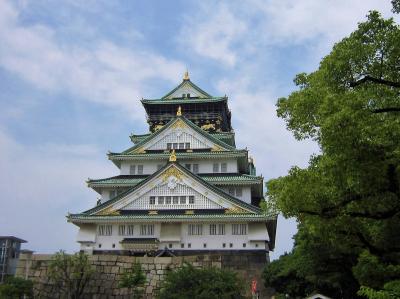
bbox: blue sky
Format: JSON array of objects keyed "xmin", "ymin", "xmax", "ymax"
[{"xmin": 0, "ymin": 0, "xmax": 398, "ymax": 259}]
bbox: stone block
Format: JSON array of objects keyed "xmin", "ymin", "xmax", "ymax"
[{"xmin": 154, "ymin": 257, "xmax": 172, "ymax": 264}]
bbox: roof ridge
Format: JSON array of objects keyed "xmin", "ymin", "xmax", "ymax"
[
  {"xmin": 161, "ymin": 79, "xmax": 212, "ymax": 99},
  {"xmin": 80, "ymin": 162, "xmax": 261, "ymax": 216},
  {"xmin": 119, "ymin": 115, "xmax": 237, "ymax": 155}
]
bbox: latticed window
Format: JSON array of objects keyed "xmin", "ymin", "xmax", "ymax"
[
  {"xmin": 173, "ymin": 196, "xmax": 179, "ymax": 204},
  {"xmin": 129, "ymin": 165, "xmax": 136, "ymax": 175},
  {"xmin": 188, "ymin": 196, "xmax": 195, "ymax": 204},
  {"xmin": 98, "ymin": 225, "xmax": 105, "ymax": 236},
  {"xmin": 210, "ymin": 224, "xmax": 217, "ymax": 235},
  {"xmin": 105, "ymin": 225, "xmax": 112, "ymax": 236},
  {"xmin": 210, "ymin": 224, "xmax": 225, "ymax": 235},
  {"xmin": 180, "ymin": 196, "xmax": 186, "ymax": 204},
  {"xmin": 140, "ymin": 224, "xmax": 154, "ymax": 236},
  {"xmin": 213, "ymin": 163, "xmax": 219, "ymax": 173},
  {"xmin": 188, "ymin": 224, "xmax": 202, "ymax": 235},
  {"xmin": 218, "ymin": 224, "xmax": 225, "ymax": 235},
  {"xmin": 118, "ymin": 225, "xmax": 126, "ymax": 236},
  {"xmin": 158, "ymin": 196, "xmax": 164, "ymax": 205},
  {"xmin": 127, "ymin": 225, "xmax": 134, "ymax": 235},
  {"xmin": 193, "ymin": 164, "xmax": 199, "ymax": 174},
  {"xmin": 166, "ymin": 196, "xmax": 172, "ymax": 204},
  {"xmin": 232, "ymin": 224, "xmax": 247, "ymax": 235},
  {"xmin": 221, "ymin": 163, "xmax": 227, "ymax": 173},
  {"xmin": 99, "ymin": 225, "xmax": 112, "ymax": 236},
  {"xmin": 149, "ymin": 196, "xmax": 156, "ymax": 205},
  {"xmin": 137, "ymin": 165, "xmax": 143, "ymax": 174}
]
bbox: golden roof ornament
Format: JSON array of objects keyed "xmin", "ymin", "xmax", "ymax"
[
  {"xmin": 183, "ymin": 70, "xmax": 190, "ymax": 80},
  {"xmin": 177, "ymin": 106, "xmax": 182, "ymax": 116},
  {"xmin": 169, "ymin": 149, "xmax": 177, "ymax": 162}
]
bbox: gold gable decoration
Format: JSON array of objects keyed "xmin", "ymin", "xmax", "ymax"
[
  {"xmin": 201, "ymin": 123, "xmax": 215, "ymax": 131},
  {"xmin": 171, "ymin": 119, "xmax": 186, "ymax": 129},
  {"xmin": 225, "ymin": 207, "xmax": 249, "ymax": 214},
  {"xmin": 211, "ymin": 145, "xmax": 224, "ymax": 152},
  {"xmin": 96, "ymin": 206, "xmax": 120, "ymax": 216},
  {"xmin": 177, "ymin": 106, "xmax": 182, "ymax": 116},
  {"xmin": 169, "ymin": 149, "xmax": 177, "ymax": 162},
  {"xmin": 161, "ymin": 166, "xmax": 183, "ymax": 182},
  {"xmin": 133, "ymin": 147, "xmax": 146, "ymax": 154}
]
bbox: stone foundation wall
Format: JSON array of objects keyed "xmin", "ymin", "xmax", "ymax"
[{"xmin": 16, "ymin": 251, "xmax": 270, "ymax": 298}]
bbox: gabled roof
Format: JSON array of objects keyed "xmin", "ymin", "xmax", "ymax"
[
  {"xmin": 161, "ymin": 78, "xmax": 211, "ymax": 99},
  {"xmin": 87, "ymin": 173, "xmax": 263, "ymax": 188},
  {"xmin": 141, "ymin": 96, "xmax": 226, "ymax": 105},
  {"xmin": 130, "ymin": 131, "xmax": 236, "ymax": 146},
  {"xmin": 73, "ymin": 161, "xmax": 262, "ymax": 217},
  {"xmin": 119, "ymin": 115, "xmax": 236, "ymax": 155}
]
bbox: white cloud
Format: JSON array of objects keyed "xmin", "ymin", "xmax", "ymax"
[
  {"xmin": 0, "ymin": 0, "xmax": 185, "ymax": 119},
  {"xmin": 0, "ymin": 128, "xmax": 116, "ymax": 253},
  {"xmin": 179, "ymin": 3, "xmax": 247, "ymax": 67},
  {"xmin": 181, "ymin": 0, "xmax": 397, "ymax": 66}
]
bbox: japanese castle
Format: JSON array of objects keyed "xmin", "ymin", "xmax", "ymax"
[{"xmin": 68, "ymin": 72, "xmax": 277, "ymax": 257}]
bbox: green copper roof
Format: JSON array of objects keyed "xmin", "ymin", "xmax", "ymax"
[
  {"xmin": 130, "ymin": 131, "xmax": 236, "ymax": 146},
  {"xmin": 68, "ymin": 213, "xmax": 273, "ymax": 223},
  {"xmin": 141, "ymin": 97, "xmax": 226, "ymax": 105},
  {"xmin": 161, "ymin": 78, "xmax": 211, "ymax": 99},
  {"xmin": 108, "ymin": 150, "xmax": 247, "ymax": 160},
  {"xmin": 76, "ymin": 162, "xmax": 261, "ymax": 217},
  {"xmin": 120, "ymin": 115, "xmax": 237, "ymax": 154},
  {"xmin": 87, "ymin": 174, "xmax": 262, "ymax": 188}
]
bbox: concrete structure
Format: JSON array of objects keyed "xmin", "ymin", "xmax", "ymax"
[
  {"xmin": 0, "ymin": 236, "xmax": 27, "ymax": 283},
  {"xmin": 68, "ymin": 72, "xmax": 277, "ymax": 257}
]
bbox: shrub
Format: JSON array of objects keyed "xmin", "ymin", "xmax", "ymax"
[{"xmin": 158, "ymin": 263, "xmax": 244, "ymax": 299}]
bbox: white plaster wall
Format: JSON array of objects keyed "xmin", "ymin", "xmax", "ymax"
[
  {"xmin": 119, "ymin": 159, "xmax": 237, "ymax": 176},
  {"xmin": 100, "ymin": 188, "xmax": 130, "ymax": 203},
  {"xmin": 93, "ymin": 223, "xmax": 161, "ymax": 251},
  {"xmin": 167, "ymin": 83, "xmax": 204, "ymax": 99},
  {"xmin": 221, "ymin": 186, "xmax": 252, "ymax": 204},
  {"xmin": 79, "ymin": 222, "xmax": 269, "ymax": 251},
  {"xmin": 122, "ymin": 183, "xmax": 222, "ymax": 210},
  {"xmin": 120, "ymin": 161, "xmax": 165, "ymax": 175}
]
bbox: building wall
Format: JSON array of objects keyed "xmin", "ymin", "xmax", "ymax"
[
  {"xmin": 119, "ymin": 159, "xmax": 238, "ymax": 176},
  {"xmin": 76, "ymin": 222, "xmax": 269, "ymax": 252},
  {"xmin": 16, "ymin": 251, "xmax": 272, "ymax": 298}
]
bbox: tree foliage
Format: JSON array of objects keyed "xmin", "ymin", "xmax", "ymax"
[
  {"xmin": 265, "ymin": 11, "xmax": 400, "ymax": 299},
  {"xmin": 0, "ymin": 276, "xmax": 33, "ymax": 299},
  {"xmin": 47, "ymin": 251, "xmax": 95, "ymax": 299},
  {"xmin": 118, "ymin": 262, "xmax": 146, "ymax": 298},
  {"xmin": 158, "ymin": 263, "xmax": 244, "ymax": 299}
]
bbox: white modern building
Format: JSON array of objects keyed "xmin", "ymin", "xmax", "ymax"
[{"xmin": 68, "ymin": 72, "xmax": 277, "ymax": 257}]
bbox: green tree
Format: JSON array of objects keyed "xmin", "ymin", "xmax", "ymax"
[
  {"xmin": 265, "ymin": 11, "xmax": 400, "ymax": 299},
  {"xmin": 47, "ymin": 251, "xmax": 95, "ymax": 299},
  {"xmin": 118, "ymin": 262, "xmax": 146, "ymax": 298},
  {"xmin": 158, "ymin": 263, "xmax": 244, "ymax": 299},
  {"xmin": 0, "ymin": 276, "xmax": 33, "ymax": 299}
]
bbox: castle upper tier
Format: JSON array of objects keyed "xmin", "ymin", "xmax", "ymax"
[{"xmin": 68, "ymin": 72, "xmax": 277, "ymax": 256}]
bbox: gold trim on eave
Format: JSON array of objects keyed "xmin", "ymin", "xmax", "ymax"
[
  {"xmin": 225, "ymin": 207, "xmax": 249, "ymax": 214},
  {"xmin": 169, "ymin": 149, "xmax": 177, "ymax": 162},
  {"xmin": 96, "ymin": 206, "xmax": 120, "ymax": 216}
]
